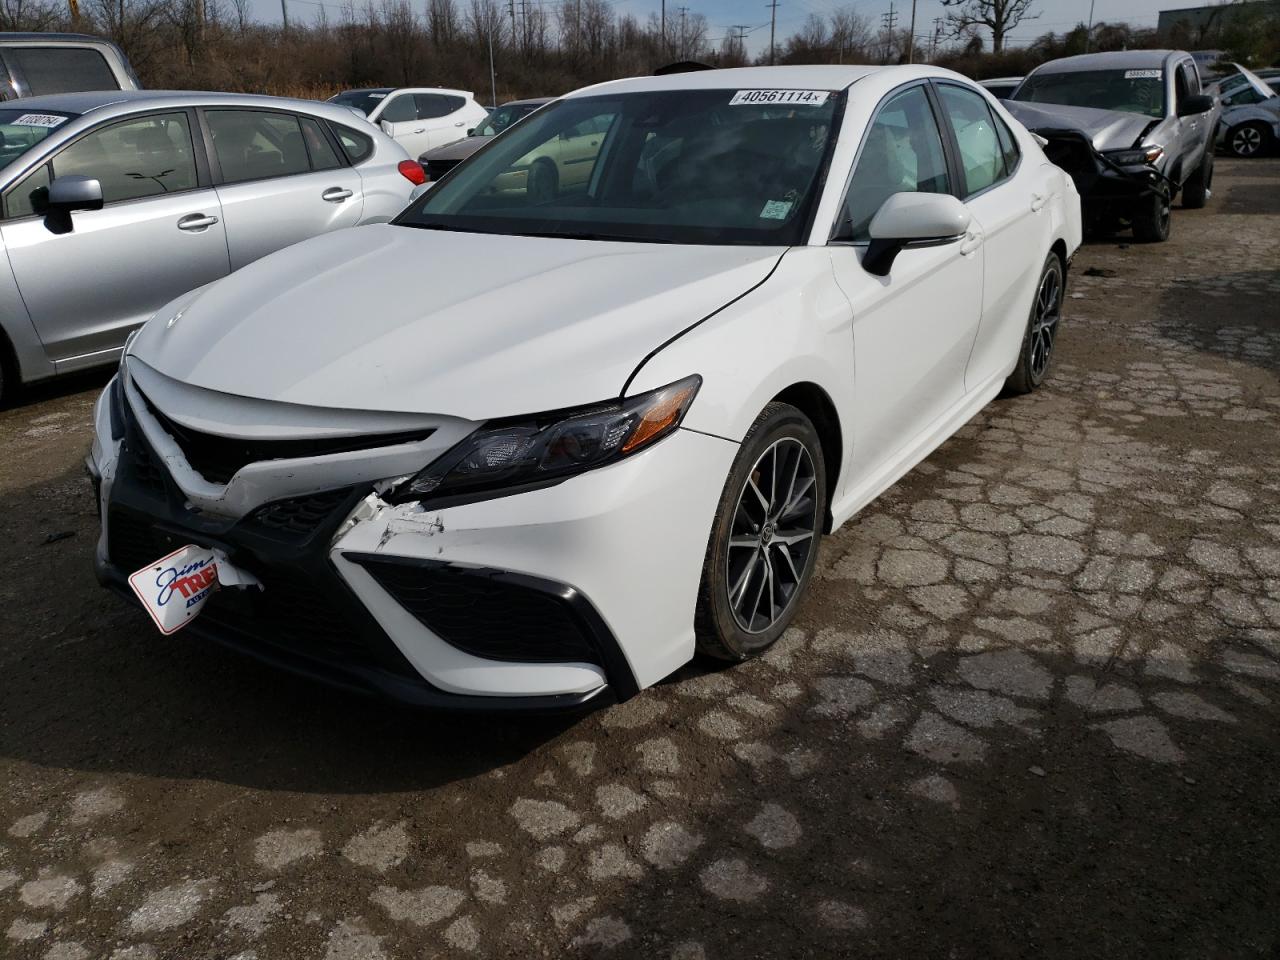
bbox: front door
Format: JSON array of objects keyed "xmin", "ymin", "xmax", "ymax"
[
  {"xmin": 0, "ymin": 110, "xmax": 230, "ymax": 367},
  {"xmin": 828, "ymin": 83, "xmax": 983, "ymax": 491}
]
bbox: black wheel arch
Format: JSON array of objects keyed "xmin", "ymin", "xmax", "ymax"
[{"xmin": 769, "ymin": 382, "xmax": 842, "ymax": 533}]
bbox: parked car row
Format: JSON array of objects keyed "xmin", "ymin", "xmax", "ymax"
[{"xmin": 84, "ymin": 64, "xmax": 1083, "ymax": 709}]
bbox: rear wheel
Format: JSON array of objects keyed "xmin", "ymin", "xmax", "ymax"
[
  {"xmin": 1131, "ymin": 185, "xmax": 1171, "ymax": 242},
  {"xmin": 695, "ymin": 403, "xmax": 825, "ymax": 661},
  {"xmin": 1181, "ymin": 150, "xmax": 1213, "ymax": 209},
  {"xmin": 1002, "ymin": 253, "xmax": 1063, "ymax": 396},
  {"xmin": 1227, "ymin": 121, "xmax": 1271, "ymax": 158}
]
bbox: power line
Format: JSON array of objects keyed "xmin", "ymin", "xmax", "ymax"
[{"xmin": 767, "ymin": 0, "xmax": 779, "ymax": 65}]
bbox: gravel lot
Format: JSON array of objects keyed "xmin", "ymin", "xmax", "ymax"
[{"xmin": 1, "ymin": 158, "xmax": 1278, "ymax": 960}]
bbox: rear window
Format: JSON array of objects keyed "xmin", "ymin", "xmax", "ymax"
[
  {"xmin": 330, "ymin": 123, "xmax": 374, "ymax": 164},
  {"xmin": 8, "ymin": 47, "xmax": 119, "ymax": 95},
  {"xmin": 329, "ymin": 90, "xmax": 390, "ymax": 117}
]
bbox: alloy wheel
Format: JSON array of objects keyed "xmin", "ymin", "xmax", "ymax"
[
  {"xmin": 1029, "ymin": 263, "xmax": 1061, "ymax": 380},
  {"xmin": 1232, "ymin": 125, "xmax": 1262, "ymax": 157},
  {"xmin": 725, "ymin": 437, "xmax": 818, "ymax": 634}
]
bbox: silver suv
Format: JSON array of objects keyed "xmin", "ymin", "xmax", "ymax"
[{"xmin": 0, "ymin": 32, "xmax": 139, "ymax": 100}]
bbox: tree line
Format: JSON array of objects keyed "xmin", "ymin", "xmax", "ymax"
[{"xmin": 2, "ymin": 0, "xmax": 1277, "ymax": 103}]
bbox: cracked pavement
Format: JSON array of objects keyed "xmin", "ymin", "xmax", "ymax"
[{"xmin": 1, "ymin": 158, "xmax": 1278, "ymax": 960}]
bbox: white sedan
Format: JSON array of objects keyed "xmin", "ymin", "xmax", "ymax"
[{"xmin": 89, "ymin": 65, "xmax": 1082, "ymax": 710}]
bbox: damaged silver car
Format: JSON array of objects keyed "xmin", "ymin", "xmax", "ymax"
[{"xmin": 1006, "ymin": 50, "xmax": 1219, "ymax": 242}]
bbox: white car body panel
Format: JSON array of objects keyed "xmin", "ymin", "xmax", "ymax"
[
  {"xmin": 362, "ymin": 88, "xmax": 490, "ymax": 157},
  {"xmin": 92, "ymin": 65, "xmax": 1083, "ymax": 705}
]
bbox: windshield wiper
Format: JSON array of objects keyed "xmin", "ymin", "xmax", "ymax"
[{"xmin": 511, "ymin": 229, "xmax": 673, "ymax": 244}]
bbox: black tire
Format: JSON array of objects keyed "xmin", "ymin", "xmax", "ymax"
[
  {"xmin": 1131, "ymin": 185, "xmax": 1171, "ymax": 243},
  {"xmin": 1002, "ymin": 252, "xmax": 1064, "ymax": 397},
  {"xmin": 1181, "ymin": 150, "xmax": 1213, "ymax": 209},
  {"xmin": 527, "ymin": 158, "xmax": 558, "ymax": 202},
  {"xmin": 695, "ymin": 402, "xmax": 826, "ymax": 662},
  {"xmin": 1226, "ymin": 121, "xmax": 1272, "ymax": 159}
]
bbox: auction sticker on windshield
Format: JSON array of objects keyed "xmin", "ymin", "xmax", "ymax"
[
  {"xmin": 1124, "ymin": 70, "xmax": 1162, "ymax": 80},
  {"xmin": 128, "ymin": 544, "xmax": 219, "ymax": 635},
  {"xmin": 13, "ymin": 113, "xmax": 68, "ymax": 128},
  {"xmin": 730, "ymin": 89, "xmax": 830, "ymax": 106}
]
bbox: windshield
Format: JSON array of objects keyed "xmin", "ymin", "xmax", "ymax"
[
  {"xmin": 474, "ymin": 102, "xmax": 544, "ymax": 138},
  {"xmin": 1014, "ymin": 68, "xmax": 1166, "ymax": 119},
  {"xmin": 329, "ymin": 90, "xmax": 391, "ymax": 117},
  {"xmin": 396, "ymin": 89, "xmax": 841, "ymax": 245},
  {"xmin": 0, "ymin": 109, "xmax": 77, "ymax": 168}
]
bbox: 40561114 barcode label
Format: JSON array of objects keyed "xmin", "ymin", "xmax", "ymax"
[{"xmin": 729, "ymin": 89, "xmax": 831, "ymax": 107}]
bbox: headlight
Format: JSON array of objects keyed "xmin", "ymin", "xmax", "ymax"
[
  {"xmin": 1103, "ymin": 145, "xmax": 1164, "ymax": 166},
  {"xmin": 392, "ymin": 376, "xmax": 702, "ymax": 506}
]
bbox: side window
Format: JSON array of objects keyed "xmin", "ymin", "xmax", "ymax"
[
  {"xmin": 53, "ymin": 112, "xmax": 197, "ymax": 204},
  {"xmin": 5, "ymin": 162, "xmax": 51, "ymax": 218},
  {"xmin": 937, "ymin": 84, "xmax": 1005, "ymax": 197},
  {"xmin": 207, "ymin": 110, "xmax": 310, "ymax": 183},
  {"xmin": 991, "ymin": 108, "xmax": 1020, "ymax": 176},
  {"xmin": 9, "ymin": 47, "xmax": 118, "ymax": 95},
  {"xmin": 415, "ymin": 94, "xmax": 464, "ymax": 119},
  {"xmin": 330, "ymin": 123, "xmax": 374, "ymax": 164},
  {"xmin": 1183, "ymin": 63, "xmax": 1201, "ymax": 94},
  {"xmin": 299, "ymin": 116, "xmax": 342, "ymax": 171},
  {"xmin": 842, "ymin": 85, "xmax": 949, "ymax": 241},
  {"xmin": 380, "ymin": 95, "xmax": 417, "ymax": 123}
]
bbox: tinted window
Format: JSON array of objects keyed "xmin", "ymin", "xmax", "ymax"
[
  {"xmin": 5, "ymin": 162, "xmax": 50, "ymax": 218},
  {"xmin": 54, "ymin": 112, "xmax": 197, "ymax": 203},
  {"xmin": 938, "ymin": 84, "xmax": 1005, "ymax": 196},
  {"xmin": 992, "ymin": 108, "xmax": 1020, "ymax": 175},
  {"xmin": 380, "ymin": 95, "xmax": 416, "ymax": 123},
  {"xmin": 415, "ymin": 94, "xmax": 465, "ymax": 119},
  {"xmin": 842, "ymin": 85, "xmax": 949, "ymax": 241},
  {"xmin": 207, "ymin": 110, "xmax": 310, "ymax": 183},
  {"xmin": 9, "ymin": 47, "xmax": 118, "ymax": 95},
  {"xmin": 1014, "ymin": 68, "xmax": 1165, "ymax": 119},
  {"xmin": 475, "ymin": 102, "xmax": 541, "ymax": 137},
  {"xmin": 331, "ymin": 123, "xmax": 374, "ymax": 164},
  {"xmin": 300, "ymin": 116, "xmax": 342, "ymax": 170},
  {"xmin": 401, "ymin": 89, "xmax": 840, "ymax": 246}
]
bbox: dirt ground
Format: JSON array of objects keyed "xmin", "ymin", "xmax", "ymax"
[{"xmin": 1, "ymin": 159, "xmax": 1278, "ymax": 960}]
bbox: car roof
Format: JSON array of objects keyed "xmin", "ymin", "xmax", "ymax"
[
  {"xmin": 1030, "ymin": 50, "xmax": 1186, "ymax": 74},
  {"xmin": 565, "ymin": 64, "xmax": 886, "ymax": 98},
  {"xmin": 1, "ymin": 89, "xmax": 380, "ymax": 124},
  {"xmin": 0, "ymin": 31, "xmax": 116, "ymax": 43},
  {"xmin": 334, "ymin": 88, "xmax": 394, "ymax": 96},
  {"xmin": 505, "ymin": 97, "xmax": 554, "ymax": 107},
  {"xmin": 979, "ymin": 76, "xmax": 1023, "ymax": 85}
]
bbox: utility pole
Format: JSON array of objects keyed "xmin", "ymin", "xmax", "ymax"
[
  {"xmin": 1084, "ymin": 0, "xmax": 1097, "ymax": 52},
  {"xmin": 661, "ymin": 0, "xmax": 666, "ymax": 55},
  {"xmin": 488, "ymin": 14, "xmax": 498, "ymax": 108},
  {"xmin": 767, "ymin": 0, "xmax": 779, "ymax": 65},
  {"xmin": 280, "ymin": 0, "xmax": 289, "ymax": 34},
  {"xmin": 906, "ymin": 0, "xmax": 917, "ymax": 63},
  {"xmin": 930, "ymin": 16, "xmax": 942, "ymax": 59},
  {"xmin": 67, "ymin": 0, "xmax": 79, "ymax": 25},
  {"xmin": 881, "ymin": 2, "xmax": 897, "ymax": 63}
]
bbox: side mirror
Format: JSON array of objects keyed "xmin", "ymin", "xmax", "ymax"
[
  {"xmin": 863, "ymin": 192, "xmax": 971, "ymax": 276},
  {"xmin": 380, "ymin": 119, "xmax": 394, "ymax": 136},
  {"xmin": 45, "ymin": 175, "xmax": 103, "ymax": 235},
  {"xmin": 1178, "ymin": 93, "xmax": 1214, "ymax": 117},
  {"xmin": 466, "ymin": 127, "xmax": 475, "ymax": 136}
]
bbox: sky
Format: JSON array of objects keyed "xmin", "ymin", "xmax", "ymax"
[{"xmin": 246, "ymin": 0, "xmax": 1181, "ymax": 56}]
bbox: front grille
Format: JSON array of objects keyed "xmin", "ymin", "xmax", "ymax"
[
  {"xmin": 1039, "ymin": 132, "xmax": 1099, "ymax": 193},
  {"xmin": 136, "ymin": 390, "xmax": 433, "ymax": 485},
  {"xmin": 244, "ymin": 489, "xmax": 357, "ymax": 542},
  {"xmin": 424, "ymin": 158, "xmax": 459, "ymax": 181},
  {"xmin": 356, "ymin": 557, "xmax": 602, "ymax": 665}
]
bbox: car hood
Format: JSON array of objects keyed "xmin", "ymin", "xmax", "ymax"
[
  {"xmin": 130, "ymin": 224, "xmax": 783, "ymax": 421},
  {"xmin": 421, "ymin": 136, "xmax": 487, "ymax": 162},
  {"xmin": 1005, "ymin": 101, "xmax": 1156, "ymax": 151}
]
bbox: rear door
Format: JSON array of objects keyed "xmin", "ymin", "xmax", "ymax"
[
  {"xmin": 203, "ymin": 108, "xmax": 364, "ymax": 271},
  {"xmin": 416, "ymin": 94, "xmax": 470, "ymax": 151},
  {"xmin": 933, "ymin": 81, "xmax": 1052, "ymax": 391},
  {"xmin": 376, "ymin": 93, "xmax": 428, "ymax": 156},
  {"xmin": 0, "ymin": 109, "xmax": 229, "ymax": 367}
]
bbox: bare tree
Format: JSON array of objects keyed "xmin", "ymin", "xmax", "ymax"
[
  {"xmin": 829, "ymin": 8, "xmax": 873, "ymax": 63},
  {"xmin": 941, "ymin": 0, "xmax": 1038, "ymax": 53},
  {"xmin": 427, "ymin": 0, "xmax": 458, "ymax": 48}
]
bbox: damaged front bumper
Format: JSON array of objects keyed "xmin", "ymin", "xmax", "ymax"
[
  {"xmin": 89, "ymin": 372, "xmax": 737, "ymax": 710},
  {"xmin": 1035, "ymin": 129, "xmax": 1169, "ymax": 217}
]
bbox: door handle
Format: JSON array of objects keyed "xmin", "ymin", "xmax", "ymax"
[
  {"xmin": 1030, "ymin": 193, "xmax": 1047, "ymax": 212},
  {"xmin": 322, "ymin": 188, "xmax": 354, "ymax": 202},
  {"xmin": 177, "ymin": 214, "xmax": 218, "ymax": 231},
  {"xmin": 959, "ymin": 231, "xmax": 983, "ymax": 256},
  {"xmin": 414, "ymin": 128, "xmax": 425, "ymax": 133},
  {"xmin": 455, "ymin": 121, "xmax": 465, "ymax": 126}
]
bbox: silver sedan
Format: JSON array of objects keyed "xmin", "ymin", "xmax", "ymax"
[{"xmin": 0, "ymin": 90, "xmax": 426, "ymax": 400}]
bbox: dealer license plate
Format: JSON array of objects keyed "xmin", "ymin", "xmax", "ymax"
[{"xmin": 127, "ymin": 544, "xmax": 220, "ymax": 635}]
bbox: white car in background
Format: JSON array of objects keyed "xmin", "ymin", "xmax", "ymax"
[
  {"xmin": 0, "ymin": 90, "xmax": 426, "ymax": 400},
  {"xmin": 91, "ymin": 65, "xmax": 1081, "ymax": 710},
  {"xmin": 328, "ymin": 87, "xmax": 489, "ymax": 159}
]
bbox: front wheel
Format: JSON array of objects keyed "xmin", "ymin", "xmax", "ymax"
[
  {"xmin": 1181, "ymin": 150, "xmax": 1212, "ymax": 209},
  {"xmin": 1002, "ymin": 252, "xmax": 1063, "ymax": 396},
  {"xmin": 1131, "ymin": 185, "xmax": 1171, "ymax": 243},
  {"xmin": 695, "ymin": 403, "xmax": 826, "ymax": 661},
  {"xmin": 1227, "ymin": 121, "xmax": 1272, "ymax": 158}
]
